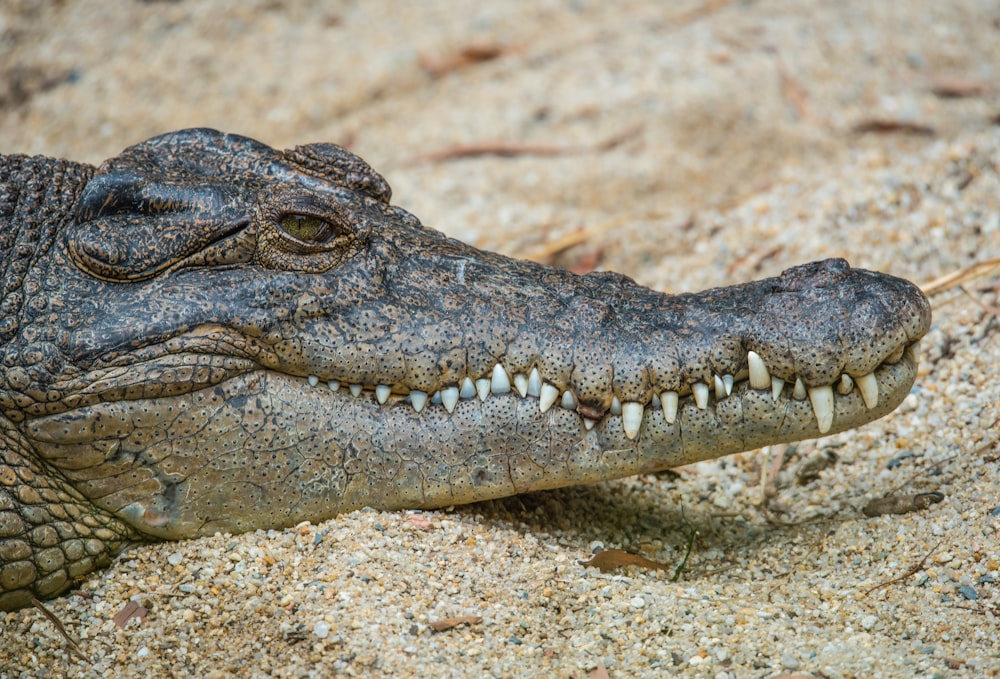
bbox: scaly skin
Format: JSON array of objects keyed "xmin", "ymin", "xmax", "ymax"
[{"xmin": 0, "ymin": 129, "xmax": 930, "ymax": 610}]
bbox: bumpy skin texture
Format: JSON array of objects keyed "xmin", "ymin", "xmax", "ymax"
[{"xmin": 0, "ymin": 129, "xmax": 930, "ymax": 610}]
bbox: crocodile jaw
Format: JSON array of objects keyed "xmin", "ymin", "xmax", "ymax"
[{"xmin": 23, "ymin": 336, "xmax": 920, "ymax": 540}]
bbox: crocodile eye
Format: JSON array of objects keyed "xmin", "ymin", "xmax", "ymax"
[{"xmin": 278, "ymin": 214, "xmax": 333, "ymax": 243}]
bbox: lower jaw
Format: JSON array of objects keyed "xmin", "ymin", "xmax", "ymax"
[{"xmin": 23, "ymin": 347, "xmax": 917, "ymax": 538}]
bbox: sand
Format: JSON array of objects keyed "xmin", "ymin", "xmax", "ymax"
[{"xmin": 0, "ymin": 1, "xmax": 998, "ymax": 676}]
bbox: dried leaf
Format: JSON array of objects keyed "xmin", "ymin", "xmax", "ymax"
[
  {"xmin": 928, "ymin": 76, "xmax": 991, "ymax": 98},
  {"xmin": 403, "ymin": 513, "xmax": 435, "ymax": 530},
  {"xmin": 862, "ymin": 491, "xmax": 945, "ymax": 518},
  {"xmin": 412, "ymin": 123, "xmax": 642, "ymax": 164},
  {"xmin": 112, "ymin": 599, "xmax": 149, "ymax": 628},
  {"xmin": 419, "ymin": 43, "xmax": 516, "ymax": 78},
  {"xmin": 852, "ymin": 119, "xmax": 935, "ymax": 136},
  {"xmin": 32, "ymin": 598, "xmax": 87, "ymax": 662},
  {"xmin": 777, "ymin": 60, "xmax": 811, "ymax": 122},
  {"xmin": 580, "ymin": 549, "xmax": 671, "ymax": 574},
  {"xmin": 427, "ymin": 615, "xmax": 482, "ymax": 632},
  {"xmin": 921, "ymin": 256, "xmax": 1000, "ymax": 296}
]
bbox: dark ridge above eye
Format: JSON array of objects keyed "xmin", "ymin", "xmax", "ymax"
[{"xmin": 282, "ymin": 143, "xmax": 392, "ymax": 204}]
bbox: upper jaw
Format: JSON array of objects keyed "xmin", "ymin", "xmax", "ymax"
[{"xmin": 249, "ymin": 259, "xmax": 930, "ymax": 440}]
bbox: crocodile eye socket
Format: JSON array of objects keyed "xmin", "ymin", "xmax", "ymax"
[{"xmin": 278, "ymin": 214, "xmax": 334, "ymax": 243}]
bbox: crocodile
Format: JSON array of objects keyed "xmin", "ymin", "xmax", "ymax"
[{"xmin": 0, "ymin": 128, "xmax": 930, "ymax": 610}]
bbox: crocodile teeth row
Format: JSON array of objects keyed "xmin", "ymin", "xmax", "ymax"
[{"xmin": 304, "ymin": 348, "xmax": 895, "ymax": 438}]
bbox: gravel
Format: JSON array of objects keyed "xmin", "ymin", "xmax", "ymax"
[{"xmin": 1, "ymin": 1, "xmax": 998, "ymax": 676}]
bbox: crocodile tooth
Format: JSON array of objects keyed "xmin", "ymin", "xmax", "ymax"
[
  {"xmin": 349, "ymin": 383, "xmax": 363, "ymax": 397},
  {"xmin": 327, "ymin": 380, "xmax": 340, "ymax": 392},
  {"xmin": 692, "ymin": 382, "xmax": 709, "ymax": 410},
  {"xmin": 622, "ymin": 401, "xmax": 643, "ymax": 440},
  {"xmin": 792, "ymin": 378, "xmax": 807, "ymax": 401},
  {"xmin": 837, "ymin": 374, "xmax": 854, "ymax": 395},
  {"xmin": 733, "ymin": 367, "xmax": 749, "ymax": 382},
  {"xmin": 307, "ymin": 375, "xmax": 319, "ymax": 387},
  {"xmin": 661, "ymin": 391, "xmax": 678, "ymax": 423},
  {"xmin": 527, "ymin": 368, "xmax": 542, "ymax": 398},
  {"xmin": 651, "ymin": 392, "xmax": 660, "ymax": 408},
  {"xmin": 808, "ymin": 385, "xmax": 835, "ymax": 433},
  {"xmin": 714, "ymin": 375, "xmax": 727, "ymax": 400},
  {"xmin": 885, "ymin": 344, "xmax": 905, "ymax": 364},
  {"xmin": 475, "ymin": 378, "xmax": 490, "ymax": 401},
  {"xmin": 491, "ymin": 364, "xmax": 511, "ymax": 394},
  {"xmin": 431, "ymin": 390, "xmax": 442, "ymax": 404},
  {"xmin": 583, "ymin": 418, "xmax": 596, "ymax": 431},
  {"xmin": 747, "ymin": 351, "xmax": 771, "ymax": 390},
  {"xmin": 409, "ymin": 390, "xmax": 428, "ymax": 412},
  {"xmin": 459, "ymin": 377, "xmax": 477, "ymax": 400},
  {"xmin": 610, "ymin": 395, "xmax": 622, "ymax": 416},
  {"xmin": 375, "ymin": 384, "xmax": 391, "ymax": 404},
  {"xmin": 441, "ymin": 387, "xmax": 459, "ymax": 413},
  {"xmin": 906, "ymin": 341, "xmax": 920, "ymax": 363},
  {"xmin": 561, "ymin": 390, "xmax": 577, "ymax": 410},
  {"xmin": 723, "ymin": 374, "xmax": 734, "ymax": 396},
  {"xmin": 539, "ymin": 384, "xmax": 559, "ymax": 413},
  {"xmin": 771, "ymin": 376, "xmax": 785, "ymax": 401},
  {"xmin": 513, "ymin": 373, "xmax": 529, "ymax": 398},
  {"xmin": 855, "ymin": 372, "xmax": 878, "ymax": 409}
]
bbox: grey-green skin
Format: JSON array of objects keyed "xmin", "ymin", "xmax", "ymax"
[{"xmin": 0, "ymin": 129, "xmax": 930, "ymax": 610}]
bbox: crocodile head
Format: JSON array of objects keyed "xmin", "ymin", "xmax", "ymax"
[{"xmin": 0, "ymin": 129, "xmax": 929, "ymax": 607}]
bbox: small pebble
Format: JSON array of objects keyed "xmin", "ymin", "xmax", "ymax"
[
  {"xmin": 957, "ymin": 586, "xmax": 978, "ymax": 601},
  {"xmin": 781, "ymin": 653, "xmax": 800, "ymax": 671},
  {"xmin": 313, "ymin": 621, "xmax": 331, "ymax": 639}
]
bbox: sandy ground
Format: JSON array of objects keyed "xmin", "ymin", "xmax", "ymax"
[{"xmin": 0, "ymin": 1, "xmax": 998, "ymax": 677}]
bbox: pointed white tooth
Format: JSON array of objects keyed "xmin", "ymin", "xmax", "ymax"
[
  {"xmin": 561, "ymin": 390, "xmax": 577, "ymax": 410},
  {"xmin": 837, "ymin": 374, "xmax": 854, "ymax": 395},
  {"xmin": 431, "ymin": 390, "xmax": 442, "ymax": 404},
  {"xmin": 622, "ymin": 402, "xmax": 643, "ymax": 440},
  {"xmin": 527, "ymin": 368, "xmax": 542, "ymax": 398},
  {"xmin": 409, "ymin": 390, "xmax": 428, "ymax": 412},
  {"xmin": 856, "ymin": 372, "xmax": 879, "ymax": 409},
  {"xmin": 307, "ymin": 375, "xmax": 319, "ymax": 387},
  {"xmin": 661, "ymin": 391, "xmax": 678, "ymax": 424},
  {"xmin": 441, "ymin": 387, "xmax": 459, "ymax": 413},
  {"xmin": 583, "ymin": 418, "xmax": 596, "ymax": 431},
  {"xmin": 692, "ymin": 382, "xmax": 709, "ymax": 410},
  {"xmin": 460, "ymin": 377, "xmax": 477, "ymax": 400},
  {"xmin": 375, "ymin": 384, "xmax": 391, "ymax": 404},
  {"xmin": 733, "ymin": 367, "xmax": 749, "ymax": 382},
  {"xmin": 513, "ymin": 373, "xmax": 529, "ymax": 398},
  {"xmin": 808, "ymin": 385, "xmax": 835, "ymax": 434},
  {"xmin": 475, "ymin": 378, "xmax": 490, "ymax": 401},
  {"xmin": 652, "ymin": 393, "xmax": 660, "ymax": 408},
  {"xmin": 747, "ymin": 351, "xmax": 771, "ymax": 390},
  {"xmin": 610, "ymin": 396, "xmax": 622, "ymax": 415},
  {"xmin": 771, "ymin": 376, "xmax": 785, "ymax": 401},
  {"xmin": 327, "ymin": 380, "xmax": 340, "ymax": 392},
  {"xmin": 792, "ymin": 378, "xmax": 807, "ymax": 400},
  {"xmin": 349, "ymin": 383, "xmax": 363, "ymax": 397},
  {"xmin": 491, "ymin": 364, "xmax": 511, "ymax": 394},
  {"xmin": 539, "ymin": 384, "xmax": 560, "ymax": 413},
  {"xmin": 723, "ymin": 374, "xmax": 734, "ymax": 396},
  {"xmin": 714, "ymin": 375, "xmax": 726, "ymax": 400}
]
